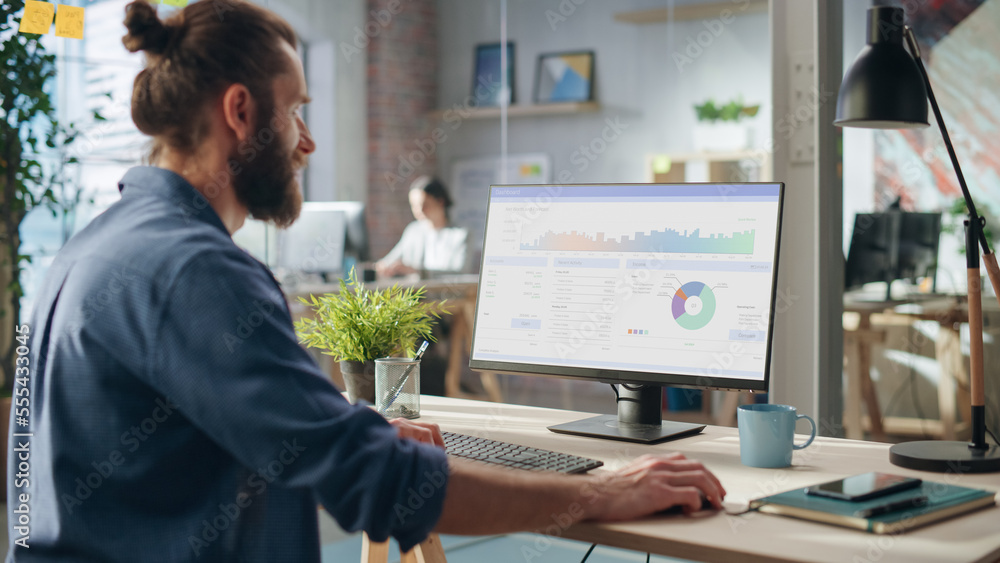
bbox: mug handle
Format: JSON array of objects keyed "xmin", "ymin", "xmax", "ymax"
[{"xmin": 793, "ymin": 414, "xmax": 817, "ymax": 450}]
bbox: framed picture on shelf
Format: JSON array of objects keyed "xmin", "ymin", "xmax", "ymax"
[
  {"xmin": 534, "ymin": 50, "xmax": 595, "ymax": 104},
  {"xmin": 472, "ymin": 42, "xmax": 515, "ymax": 107}
]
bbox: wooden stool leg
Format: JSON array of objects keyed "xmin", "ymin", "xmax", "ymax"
[
  {"xmin": 361, "ymin": 532, "xmax": 390, "ymax": 563},
  {"xmin": 480, "ymin": 371, "xmax": 503, "ymax": 403},
  {"xmin": 844, "ymin": 332, "xmax": 864, "ymax": 440},
  {"xmin": 400, "ymin": 533, "xmax": 447, "ymax": 563}
]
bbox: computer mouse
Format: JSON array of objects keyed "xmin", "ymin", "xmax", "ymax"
[{"xmin": 657, "ymin": 494, "xmax": 717, "ymax": 515}]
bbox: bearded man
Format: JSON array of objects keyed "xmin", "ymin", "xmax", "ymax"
[{"xmin": 9, "ymin": 1, "xmax": 725, "ymax": 561}]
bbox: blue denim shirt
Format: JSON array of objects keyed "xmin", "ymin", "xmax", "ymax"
[{"xmin": 8, "ymin": 167, "xmax": 448, "ymax": 561}]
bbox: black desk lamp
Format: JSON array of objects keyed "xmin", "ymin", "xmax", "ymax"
[{"xmin": 835, "ymin": 6, "xmax": 1000, "ymax": 472}]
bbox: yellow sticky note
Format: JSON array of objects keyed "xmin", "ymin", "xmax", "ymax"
[
  {"xmin": 55, "ymin": 4, "xmax": 84, "ymax": 39},
  {"xmin": 162, "ymin": 0, "xmax": 189, "ymax": 6},
  {"xmin": 18, "ymin": 1, "xmax": 55, "ymax": 35}
]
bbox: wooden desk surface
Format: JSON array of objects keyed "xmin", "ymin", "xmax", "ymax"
[{"xmin": 418, "ymin": 395, "xmax": 1000, "ymax": 563}]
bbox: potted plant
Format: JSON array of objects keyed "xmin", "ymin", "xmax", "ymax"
[
  {"xmin": 2, "ymin": 2, "xmax": 97, "ymax": 501},
  {"xmin": 294, "ymin": 268, "xmax": 449, "ymax": 404},
  {"xmin": 692, "ymin": 98, "xmax": 760, "ymax": 152}
]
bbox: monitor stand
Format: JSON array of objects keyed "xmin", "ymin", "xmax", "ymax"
[{"xmin": 547, "ymin": 384, "xmax": 705, "ymax": 444}]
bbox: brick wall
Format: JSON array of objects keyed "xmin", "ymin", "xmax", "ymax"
[{"xmin": 366, "ymin": 0, "xmax": 438, "ymax": 261}]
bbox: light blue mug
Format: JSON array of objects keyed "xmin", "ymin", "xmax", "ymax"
[{"xmin": 737, "ymin": 404, "xmax": 816, "ymax": 468}]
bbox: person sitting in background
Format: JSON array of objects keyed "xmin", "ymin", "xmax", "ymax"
[{"xmin": 376, "ymin": 176, "xmax": 469, "ymax": 277}]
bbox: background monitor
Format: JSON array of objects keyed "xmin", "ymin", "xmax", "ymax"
[
  {"xmin": 232, "ymin": 218, "xmax": 277, "ymax": 267},
  {"xmin": 845, "ymin": 211, "xmax": 941, "ymax": 300},
  {"xmin": 276, "ymin": 205, "xmax": 347, "ymax": 276},
  {"xmin": 314, "ymin": 201, "xmax": 371, "ymax": 263},
  {"xmin": 469, "ymin": 183, "xmax": 785, "ymax": 443}
]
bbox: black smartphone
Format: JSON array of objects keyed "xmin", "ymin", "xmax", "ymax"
[{"xmin": 806, "ymin": 472, "xmax": 922, "ymax": 502}]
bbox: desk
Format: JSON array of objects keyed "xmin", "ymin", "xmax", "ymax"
[
  {"xmin": 406, "ymin": 395, "xmax": 1000, "ymax": 563},
  {"xmin": 843, "ymin": 296, "xmax": 972, "ymax": 441}
]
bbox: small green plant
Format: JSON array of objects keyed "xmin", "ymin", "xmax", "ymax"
[
  {"xmin": 294, "ymin": 268, "xmax": 449, "ymax": 362},
  {"xmin": 694, "ymin": 98, "xmax": 760, "ymax": 123}
]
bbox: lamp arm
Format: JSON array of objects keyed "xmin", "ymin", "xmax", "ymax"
[{"xmin": 904, "ymin": 27, "xmax": 1000, "ymax": 305}]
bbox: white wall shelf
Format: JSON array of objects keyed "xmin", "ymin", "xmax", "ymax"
[
  {"xmin": 428, "ymin": 101, "xmax": 600, "ymax": 121},
  {"xmin": 614, "ymin": 0, "xmax": 767, "ymax": 24}
]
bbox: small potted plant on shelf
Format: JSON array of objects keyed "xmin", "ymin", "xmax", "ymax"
[
  {"xmin": 294, "ymin": 268, "xmax": 449, "ymax": 404},
  {"xmin": 692, "ymin": 98, "xmax": 760, "ymax": 152}
]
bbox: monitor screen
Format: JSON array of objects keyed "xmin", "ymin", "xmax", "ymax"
[
  {"xmin": 845, "ymin": 211, "xmax": 940, "ymax": 295},
  {"xmin": 469, "ymin": 183, "xmax": 784, "ymax": 392},
  {"xmin": 232, "ymin": 218, "xmax": 277, "ymax": 267},
  {"xmin": 276, "ymin": 206, "xmax": 346, "ymax": 274},
  {"xmin": 311, "ymin": 201, "xmax": 371, "ymax": 262}
]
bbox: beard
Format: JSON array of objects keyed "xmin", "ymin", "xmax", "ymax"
[{"xmin": 230, "ymin": 103, "xmax": 306, "ymax": 229}]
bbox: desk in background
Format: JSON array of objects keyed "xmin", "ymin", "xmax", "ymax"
[
  {"xmin": 384, "ymin": 395, "xmax": 1000, "ymax": 563},
  {"xmin": 842, "ymin": 295, "xmax": 979, "ymax": 442}
]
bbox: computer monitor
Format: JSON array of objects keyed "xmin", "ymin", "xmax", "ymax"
[
  {"xmin": 276, "ymin": 205, "xmax": 347, "ymax": 277},
  {"xmin": 232, "ymin": 218, "xmax": 277, "ymax": 267},
  {"xmin": 469, "ymin": 183, "xmax": 785, "ymax": 443},
  {"xmin": 845, "ymin": 211, "xmax": 941, "ymax": 300},
  {"xmin": 312, "ymin": 201, "xmax": 371, "ymax": 263}
]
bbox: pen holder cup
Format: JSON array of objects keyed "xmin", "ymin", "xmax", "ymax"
[{"xmin": 375, "ymin": 357, "xmax": 421, "ymax": 419}]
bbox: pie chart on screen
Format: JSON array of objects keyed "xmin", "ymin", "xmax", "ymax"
[{"xmin": 671, "ymin": 281, "xmax": 716, "ymax": 330}]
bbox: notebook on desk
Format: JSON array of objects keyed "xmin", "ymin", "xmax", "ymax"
[{"xmin": 749, "ymin": 481, "xmax": 997, "ymax": 534}]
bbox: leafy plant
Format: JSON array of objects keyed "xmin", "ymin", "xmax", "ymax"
[
  {"xmin": 1, "ymin": 1, "xmax": 95, "ymax": 389},
  {"xmin": 694, "ymin": 98, "xmax": 760, "ymax": 123},
  {"xmin": 294, "ymin": 268, "xmax": 450, "ymax": 362},
  {"xmin": 942, "ymin": 198, "xmax": 998, "ymax": 255}
]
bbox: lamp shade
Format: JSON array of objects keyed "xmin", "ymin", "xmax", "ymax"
[{"xmin": 834, "ymin": 7, "xmax": 929, "ymax": 129}]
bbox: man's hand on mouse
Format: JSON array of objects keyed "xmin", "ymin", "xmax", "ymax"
[{"xmin": 585, "ymin": 453, "xmax": 727, "ymax": 521}]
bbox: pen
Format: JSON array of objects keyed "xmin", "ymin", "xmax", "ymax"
[
  {"xmin": 382, "ymin": 341, "xmax": 429, "ymax": 413},
  {"xmin": 854, "ymin": 495, "xmax": 928, "ymax": 518}
]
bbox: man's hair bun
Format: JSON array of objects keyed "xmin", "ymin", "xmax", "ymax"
[{"xmin": 122, "ymin": 1, "xmax": 172, "ymax": 55}]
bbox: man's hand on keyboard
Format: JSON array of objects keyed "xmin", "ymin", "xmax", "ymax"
[
  {"xmin": 588, "ymin": 453, "xmax": 726, "ymax": 519},
  {"xmin": 389, "ymin": 418, "xmax": 445, "ymax": 448}
]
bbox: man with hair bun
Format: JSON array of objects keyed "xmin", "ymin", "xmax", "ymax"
[{"xmin": 9, "ymin": 1, "xmax": 726, "ymax": 561}]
